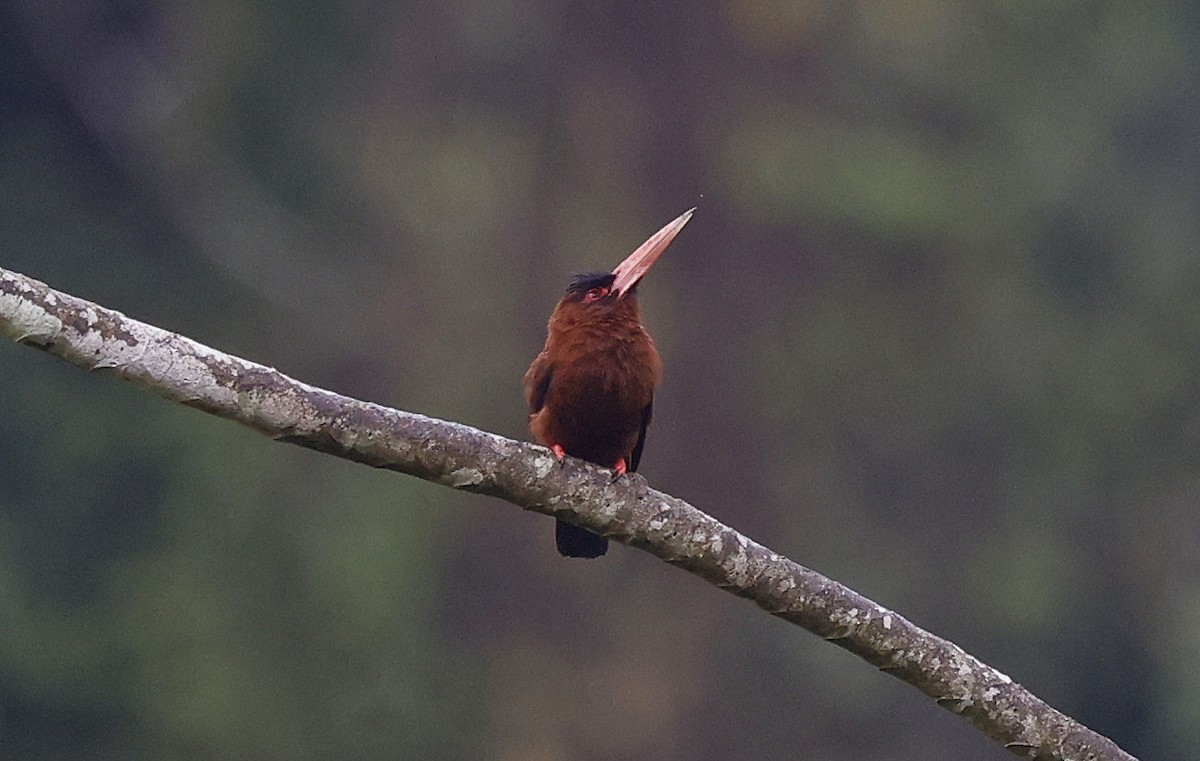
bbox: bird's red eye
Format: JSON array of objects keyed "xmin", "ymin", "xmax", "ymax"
[{"xmin": 583, "ymin": 287, "xmax": 609, "ymax": 303}]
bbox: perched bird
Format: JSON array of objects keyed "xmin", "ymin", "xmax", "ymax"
[{"xmin": 524, "ymin": 209, "xmax": 694, "ymax": 558}]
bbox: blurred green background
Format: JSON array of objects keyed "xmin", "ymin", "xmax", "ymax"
[{"xmin": 1, "ymin": 1, "xmax": 1195, "ymax": 758}]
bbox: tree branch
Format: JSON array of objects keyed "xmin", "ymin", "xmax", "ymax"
[{"xmin": 0, "ymin": 265, "xmax": 1136, "ymax": 761}]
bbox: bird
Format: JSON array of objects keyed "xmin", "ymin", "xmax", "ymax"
[{"xmin": 524, "ymin": 209, "xmax": 694, "ymax": 558}]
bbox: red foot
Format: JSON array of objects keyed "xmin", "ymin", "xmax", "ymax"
[{"xmin": 548, "ymin": 446, "xmax": 626, "ymax": 476}]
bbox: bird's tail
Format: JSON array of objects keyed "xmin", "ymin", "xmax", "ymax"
[{"xmin": 556, "ymin": 519, "xmax": 608, "ymax": 558}]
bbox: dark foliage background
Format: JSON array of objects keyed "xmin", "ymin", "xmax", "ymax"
[{"xmin": 3, "ymin": 2, "xmax": 1197, "ymax": 758}]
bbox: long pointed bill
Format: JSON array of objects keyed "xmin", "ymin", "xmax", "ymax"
[{"xmin": 610, "ymin": 208, "xmax": 695, "ymax": 298}]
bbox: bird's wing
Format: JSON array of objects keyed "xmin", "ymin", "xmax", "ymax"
[
  {"xmin": 629, "ymin": 398, "xmax": 653, "ymax": 472},
  {"xmin": 524, "ymin": 353, "xmax": 553, "ymax": 414}
]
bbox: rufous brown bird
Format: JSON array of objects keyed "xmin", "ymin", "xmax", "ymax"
[{"xmin": 524, "ymin": 209, "xmax": 694, "ymax": 558}]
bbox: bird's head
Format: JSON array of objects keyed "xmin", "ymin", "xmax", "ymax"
[{"xmin": 552, "ymin": 208, "xmax": 694, "ymax": 323}]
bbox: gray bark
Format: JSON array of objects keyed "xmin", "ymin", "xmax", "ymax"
[{"xmin": 0, "ymin": 265, "xmax": 1136, "ymax": 761}]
